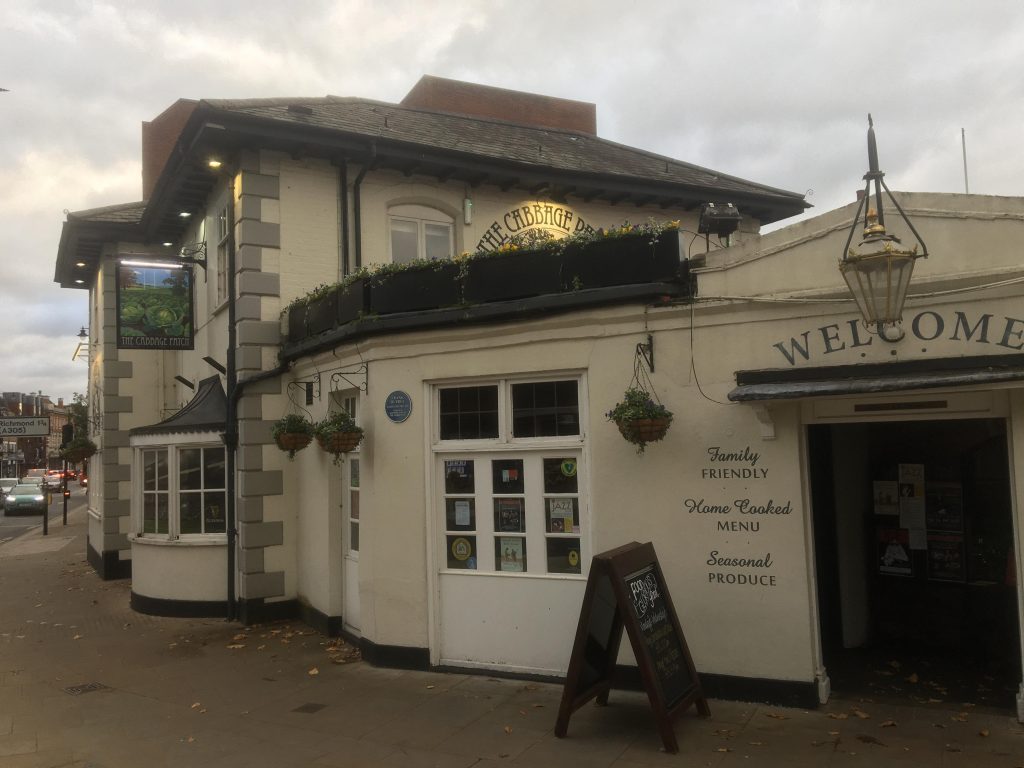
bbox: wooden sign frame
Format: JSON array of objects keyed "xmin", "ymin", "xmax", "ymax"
[{"xmin": 554, "ymin": 541, "xmax": 709, "ymax": 753}]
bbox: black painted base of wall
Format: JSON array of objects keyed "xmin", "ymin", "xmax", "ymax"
[
  {"xmin": 359, "ymin": 638, "xmax": 430, "ymax": 671},
  {"xmin": 130, "ymin": 591, "xmax": 227, "ymax": 618},
  {"xmin": 236, "ymin": 597, "xmax": 301, "ymax": 626},
  {"xmin": 613, "ymin": 665, "xmax": 819, "ymax": 709},
  {"xmin": 86, "ymin": 540, "xmax": 131, "ymax": 581},
  {"xmin": 299, "ymin": 602, "xmax": 343, "ymax": 637}
]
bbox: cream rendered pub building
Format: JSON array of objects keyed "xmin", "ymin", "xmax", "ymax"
[{"xmin": 54, "ymin": 77, "xmax": 1024, "ymax": 717}]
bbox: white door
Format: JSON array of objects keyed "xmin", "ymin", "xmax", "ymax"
[{"xmin": 343, "ymin": 454, "xmax": 361, "ymax": 635}]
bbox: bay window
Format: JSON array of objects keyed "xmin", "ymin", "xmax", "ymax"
[{"xmin": 137, "ymin": 442, "xmax": 226, "ymax": 538}]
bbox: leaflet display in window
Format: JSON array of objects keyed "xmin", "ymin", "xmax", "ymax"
[{"xmin": 547, "ymin": 538, "xmax": 582, "ymax": 574}]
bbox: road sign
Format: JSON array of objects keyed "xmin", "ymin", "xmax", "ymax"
[{"xmin": 0, "ymin": 417, "xmax": 50, "ymax": 436}]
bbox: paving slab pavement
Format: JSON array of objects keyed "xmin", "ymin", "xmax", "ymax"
[{"xmin": 2, "ymin": 508, "xmax": 1023, "ymax": 767}]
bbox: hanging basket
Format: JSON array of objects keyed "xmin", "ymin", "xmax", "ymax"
[
  {"xmin": 275, "ymin": 432, "xmax": 313, "ymax": 456},
  {"xmin": 316, "ymin": 431, "xmax": 363, "ymax": 455},
  {"xmin": 615, "ymin": 417, "xmax": 672, "ymax": 446}
]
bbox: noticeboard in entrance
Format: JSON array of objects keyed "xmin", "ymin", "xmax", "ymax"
[{"xmin": 555, "ymin": 541, "xmax": 709, "ymax": 754}]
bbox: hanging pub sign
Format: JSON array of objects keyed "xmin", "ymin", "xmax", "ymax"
[
  {"xmin": 115, "ymin": 261, "xmax": 194, "ymax": 350},
  {"xmin": 555, "ymin": 541, "xmax": 709, "ymax": 754}
]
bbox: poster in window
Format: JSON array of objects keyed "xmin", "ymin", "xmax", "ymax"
[
  {"xmin": 115, "ymin": 262, "xmax": 194, "ymax": 350},
  {"xmin": 494, "ymin": 498, "xmax": 525, "ymax": 532},
  {"xmin": 546, "ymin": 498, "xmax": 579, "ymax": 534},
  {"xmin": 925, "ymin": 482, "xmax": 964, "ymax": 532},
  {"xmin": 927, "ymin": 534, "xmax": 966, "ymax": 582},
  {"xmin": 497, "ymin": 536, "xmax": 526, "ymax": 572},
  {"xmin": 447, "ymin": 535, "xmax": 477, "ymax": 569},
  {"xmin": 872, "ymin": 480, "xmax": 899, "ymax": 516},
  {"xmin": 445, "ymin": 498, "xmax": 475, "ymax": 531},
  {"xmin": 492, "ymin": 459, "xmax": 524, "ymax": 494},
  {"xmin": 546, "ymin": 537, "xmax": 582, "ymax": 574},
  {"xmin": 543, "ymin": 457, "xmax": 578, "ymax": 494},
  {"xmin": 444, "ymin": 460, "xmax": 474, "ymax": 494},
  {"xmin": 898, "ymin": 463, "xmax": 925, "ymax": 499},
  {"xmin": 877, "ymin": 528, "xmax": 914, "ymax": 576}
]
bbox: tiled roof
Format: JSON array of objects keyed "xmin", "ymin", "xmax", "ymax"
[
  {"xmin": 67, "ymin": 201, "xmax": 146, "ymax": 224},
  {"xmin": 203, "ymin": 97, "xmax": 802, "ymax": 204}
]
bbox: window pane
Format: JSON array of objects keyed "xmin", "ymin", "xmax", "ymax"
[
  {"xmin": 446, "ymin": 498, "xmax": 475, "ymax": 531},
  {"xmin": 390, "ymin": 218, "xmax": 418, "ymax": 263},
  {"xmin": 180, "ymin": 493, "xmax": 202, "ymax": 534},
  {"xmin": 350, "ymin": 489, "xmax": 359, "ymax": 521},
  {"xmin": 511, "ymin": 381, "xmax": 579, "ymax": 437},
  {"xmin": 180, "ymin": 448, "xmax": 201, "ymax": 490},
  {"xmin": 424, "ymin": 222, "xmax": 452, "ymax": 260},
  {"xmin": 350, "ymin": 458, "xmax": 360, "ymax": 489},
  {"xmin": 447, "ymin": 535, "xmax": 477, "ymax": 569},
  {"xmin": 439, "ymin": 386, "xmax": 499, "ymax": 440},
  {"xmin": 156, "ymin": 451, "xmax": 168, "ymax": 491},
  {"xmin": 204, "ymin": 491, "xmax": 226, "ymax": 533},
  {"xmin": 444, "ymin": 460, "xmax": 474, "ymax": 494},
  {"xmin": 544, "ymin": 458, "xmax": 579, "ymax": 493},
  {"xmin": 547, "ymin": 537, "xmax": 582, "ymax": 574},
  {"xmin": 205, "ymin": 447, "xmax": 225, "ymax": 489},
  {"xmin": 495, "ymin": 536, "xmax": 526, "ymax": 572},
  {"xmin": 143, "ymin": 494, "xmax": 156, "ymax": 533},
  {"xmin": 492, "ymin": 459, "xmax": 524, "ymax": 494},
  {"xmin": 144, "ymin": 452, "xmax": 156, "ymax": 491},
  {"xmin": 157, "ymin": 494, "xmax": 168, "ymax": 534},
  {"xmin": 350, "ymin": 521, "xmax": 360, "ymax": 552}
]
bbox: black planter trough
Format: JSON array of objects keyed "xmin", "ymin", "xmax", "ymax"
[
  {"xmin": 370, "ymin": 261, "xmax": 462, "ymax": 315},
  {"xmin": 463, "ymin": 248, "xmax": 563, "ymax": 303},
  {"xmin": 562, "ymin": 229, "xmax": 682, "ymax": 290}
]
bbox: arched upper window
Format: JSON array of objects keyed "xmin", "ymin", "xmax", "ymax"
[{"xmin": 388, "ymin": 204, "xmax": 454, "ymax": 264}]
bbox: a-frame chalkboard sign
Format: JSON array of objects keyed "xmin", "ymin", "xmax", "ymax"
[{"xmin": 554, "ymin": 541, "xmax": 710, "ymax": 753}]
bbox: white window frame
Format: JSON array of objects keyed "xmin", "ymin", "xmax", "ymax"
[
  {"xmin": 215, "ymin": 204, "xmax": 230, "ymax": 307},
  {"xmin": 130, "ymin": 432, "xmax": 227, "ymax": 542},
  {"xmin": 388, "ymin": 204, "xmax": 454, "ymax": 264},
  {"xmin": 432, "ymin": 373, "xmax": 588, "ymax": 579}
]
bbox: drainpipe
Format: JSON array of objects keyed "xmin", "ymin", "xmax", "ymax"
[
  {"xmin": 337, "ymin": 160, "xmax": 350, "ymax": 277},
  {"xmin": 352, "ymin": 142, "xmax": 376, "ymax": 271},
  {"xmin": 224, "ymin": 168, "xmax": 239, "ymax": 621}
]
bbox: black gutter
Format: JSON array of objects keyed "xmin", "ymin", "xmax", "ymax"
[
  {"xmin": 337, "ymin": 160, "xmax": 350, "ymax": 277},
  {"xmin": 224, "ymin": 167, "xmax": 239, "ymax": 621}
]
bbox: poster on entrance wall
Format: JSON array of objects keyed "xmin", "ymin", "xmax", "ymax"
[
  {"xmin": 927, "ymin": 534, "xmax": 966, "ymax": 582},
  {"xmin": 877, "ymin": 528, "xmax": 914, "ymax": 576},
  {"xmin": 925, "ymin": 482, "xmax": 964, "ymax": 532},
  {"xmin": 897, "ymin": 464, "xmax": 927, "ymax": 549},
  {"xmin": 873, "ymin": 481, "xmax": 899, "ymax": 516}
]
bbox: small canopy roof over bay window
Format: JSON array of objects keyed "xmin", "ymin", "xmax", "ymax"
[
  {"xmin": 728, "ymin": 354, "xmax": 1024, "ymax": 402},
  {"xmin": 129, "ymin": 376, "xmax": 226, "ymax": 438}
]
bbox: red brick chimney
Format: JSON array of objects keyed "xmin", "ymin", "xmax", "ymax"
[
  {"xmin": 141, "ymin": 99, "xmax": 199, "ymax": 201},
  {"xmin": 401, "ymin": 75, "xmax": 596, "ymax": 135}
]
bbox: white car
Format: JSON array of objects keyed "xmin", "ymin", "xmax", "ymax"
[{"xmin": 44, "ymin": 472, "xmax": 64, "ymax": 492}]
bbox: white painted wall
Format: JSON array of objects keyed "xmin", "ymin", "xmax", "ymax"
[{"xmin": 130, "ymin": 539, "xmax": 227, "ymax": 601}]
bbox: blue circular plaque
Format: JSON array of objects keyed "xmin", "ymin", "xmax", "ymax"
[{"xmin": 384, "ymin": 390, "xmax": 412, "ymax": 423}]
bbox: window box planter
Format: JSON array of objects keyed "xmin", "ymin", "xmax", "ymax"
[
  {"xmin": 286, "ymin": 302, "xmax": 308, "ymax": 343},
  {"xmin": 463, "ymin": 248, "xmax": 563, "ymax": 303},
  {"xmin": 306, "ymin": 291, "xmax": 339, "ymax": 336},
  {"xmin": 563, "ymin": 229, "xmax": 682, "ymax": 290},
  {"xmin": 369, "ymin": 261, "xmax": 462, "ymax": 315},
  {"xmin": 337, "ymin": 278, "xmax": 368, "ymax": 326}
]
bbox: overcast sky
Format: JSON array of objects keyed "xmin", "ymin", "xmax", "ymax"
[{"xmin": 3, "ymin": 0, "xmax": 1022, "ymax": 404}]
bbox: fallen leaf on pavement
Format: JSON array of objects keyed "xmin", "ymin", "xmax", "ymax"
[
  {"xmin": 856, "ymin": 734, "xmax": 886, "ymax": 746},
  {"xmin": 951, "ymin": 712, "xmax": 969, "ymax": 723},
  {"xmin": 191, "ymin": 702, "xmax": 201, "ymax": 709},
  {"xmin": 905, "ymin": 673, "xmax": 919, "ymax": 683},
  {"xmin": 852, "ymin": 708, "xmax": 871, "ymax": 719},
  {"xmin": 978, "ymin": 728, "xmax": 989, "ymax": 737},
  {"xmin": 226, "ymin": 644, "xmax": 245, "ymax": 649},
  {"xmin": 503, "ymin": 726, "xmax": 513, "ymax": 735},
  {"xmin": 764, "ymin": 712, "xmax": 789, "ymax": 720},
  {"xmin": 827, "ymin": 713, "xmax": 849, "ymax": 720},
  {"xmin": 715, "ymin": 747, "xmax": 732, "ymax": 753},
  {"xmin": 308, "ymin": 667, "xmax": 319, "ymax": 676},
  {"xmin": 880, "ymin": 720, "xmax": 897, "ymax": 728}
]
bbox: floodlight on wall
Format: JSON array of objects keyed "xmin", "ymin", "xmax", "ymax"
[
  {"xmin": 840, "ymin": 115, "xmax": 928, "ymax": 331},
  {"xmin": 697, "ymin": 203, "xmax": 742, "ymax": 237}
]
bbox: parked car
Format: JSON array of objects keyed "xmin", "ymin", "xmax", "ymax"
[
  {"xmin": 4, "ymin": 484, "xmax": 47, "ymax": 515},
  {"xmin": 20, "ymin": 476, "xmax": 44, "ymax": 489},
  {"xmin": 0, "ymin": 478, "xmax": 19, "ymax": 510}
]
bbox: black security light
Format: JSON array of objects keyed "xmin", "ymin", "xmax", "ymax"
[
  {"xmin": 697, "ymin": 202, "xmax": 742, "ymax": 237},
  {"xmin": 840, "ymin": 115, "xmax": 928, "ymax": 329}
]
